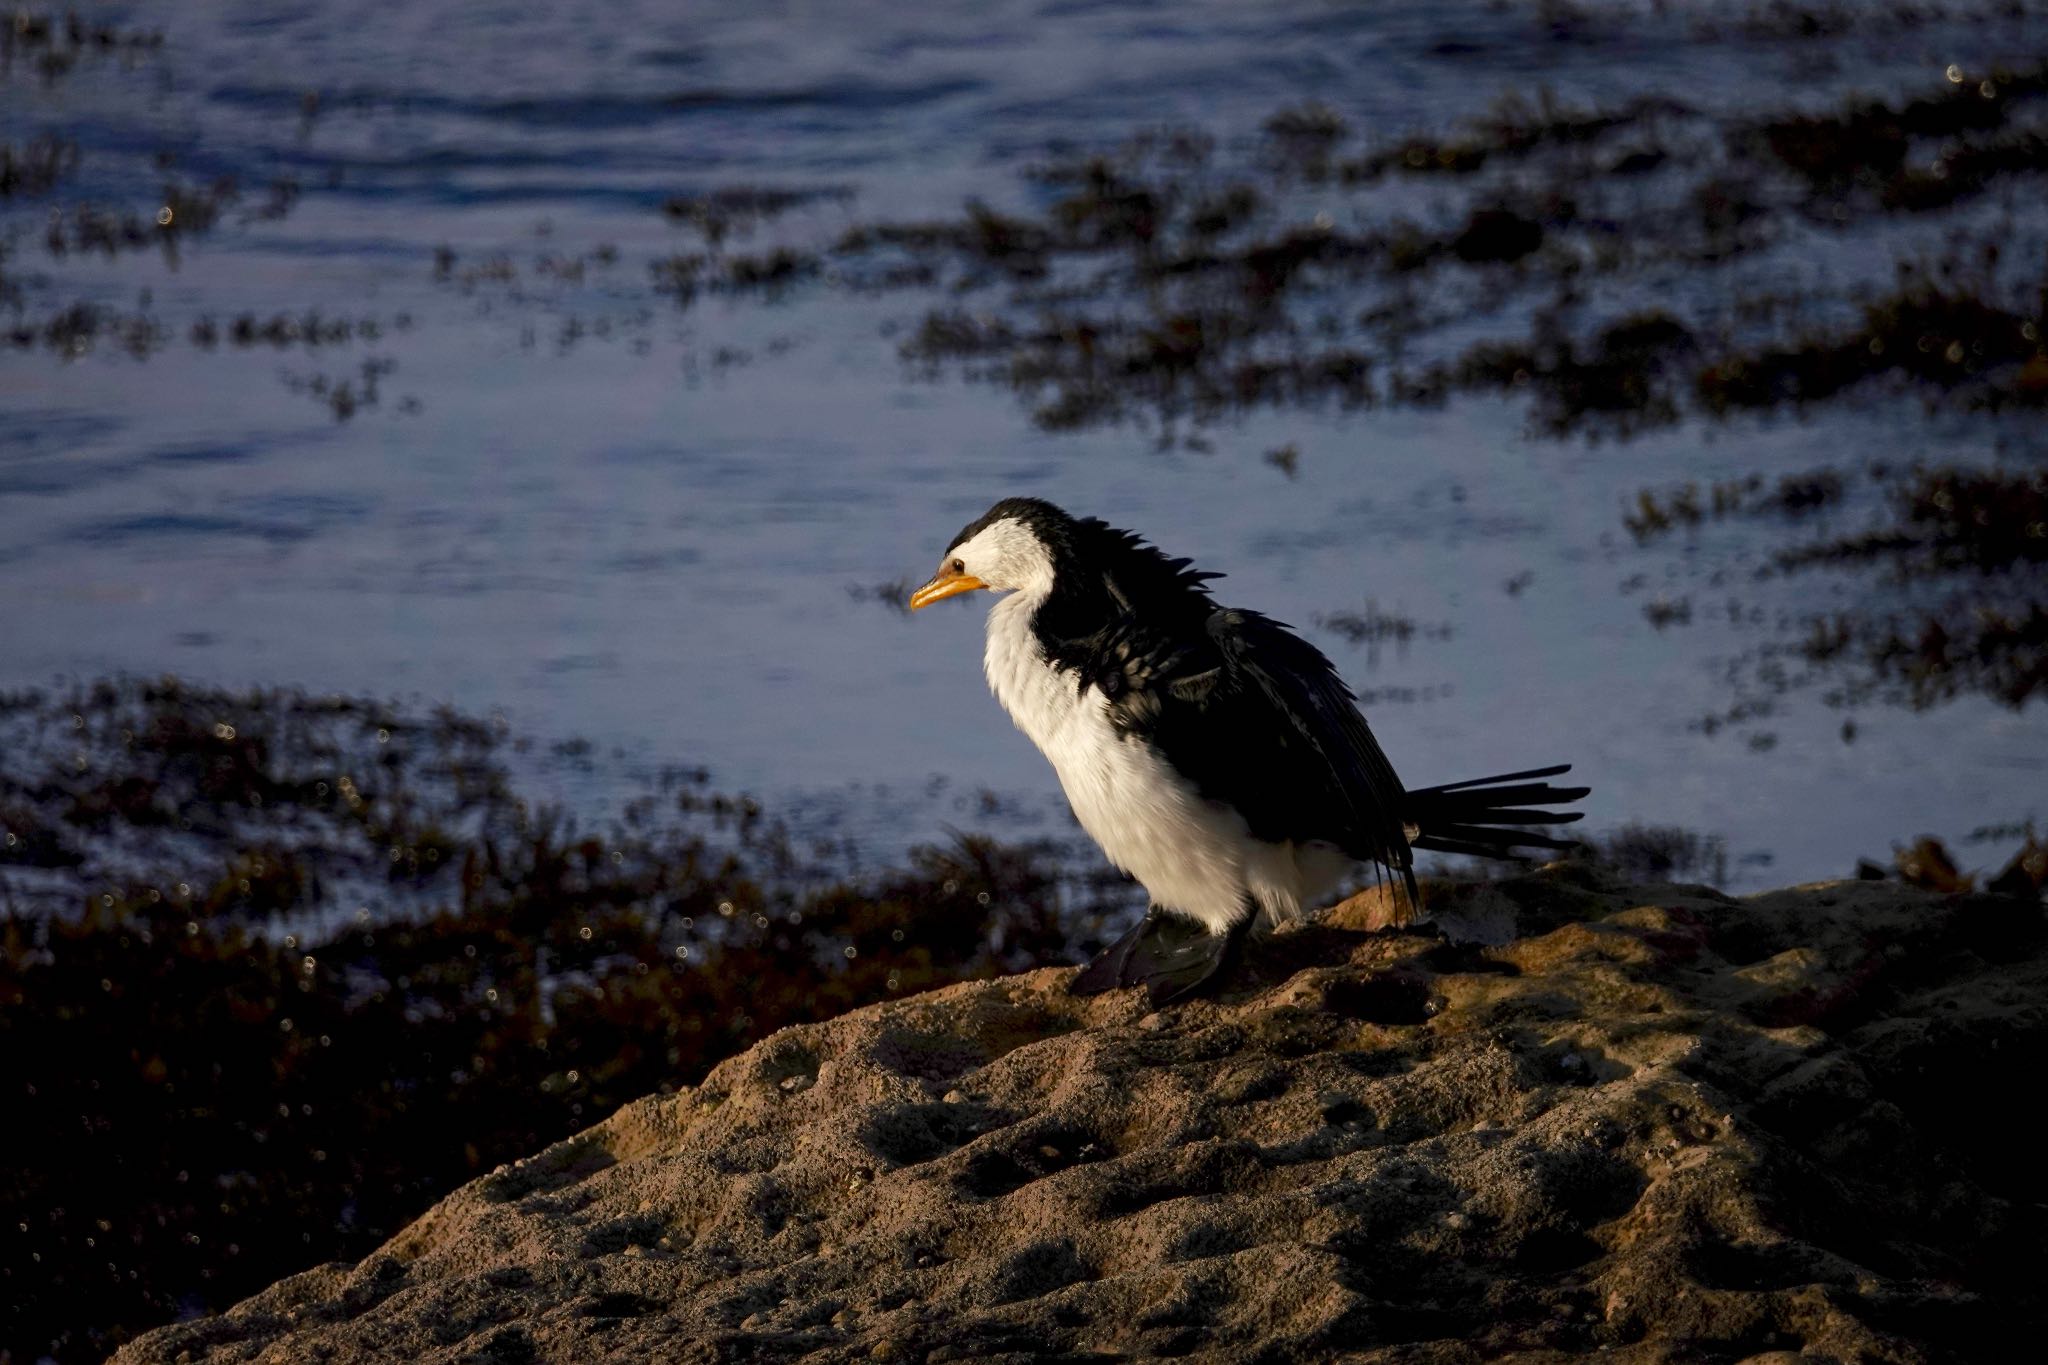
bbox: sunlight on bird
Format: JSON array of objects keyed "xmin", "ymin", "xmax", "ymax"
[{"xmin": 911, "ymin": 497, "xmax": 1588, "ymax": 1006}]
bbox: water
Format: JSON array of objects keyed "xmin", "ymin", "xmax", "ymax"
[{"xmin": 5, "ymin": 0, "xmax": 2046, "ymax": 892}]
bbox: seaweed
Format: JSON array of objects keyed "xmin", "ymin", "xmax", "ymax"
[
  {"xmin": 0, "ymin": 7, "xmax": 163, "ymax": 82},
  {"xmin": 660, "ymin": 184, "xmax": 854, "ymax": 245},
  {"xmin": 1630, "ymin": 464, "xmax": 2048, "ymax": 715},
  {"xmin": 1743, "ymin": 59, "xmax": 2048, "ymax": 208},
  {"xmin": 0, "ymin": 681, "xmax": 1129, "ymax": 1363},
  {"xmin": 0, "ymin": 135, "xmax": 76, "ymax": 197}
]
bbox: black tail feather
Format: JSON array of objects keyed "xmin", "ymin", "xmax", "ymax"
[
  {"xmin": 1415, "ymin": 821, "xmax": 1583, "ymax": 848},
  {"xmin": 1410, "ymin": 781, "xmax": 1584, "ymax": 810},
  {"xmin": 1411, "ymin": 829, "xmax": 1583, "ymax": 856},
  {"xmin": 1405, "ymin": 763, "xmax": 1589, "ymax": 864},
  {"xmin": 1411, "ymin": 763, "xmax": 1577, "ymax": 795}
]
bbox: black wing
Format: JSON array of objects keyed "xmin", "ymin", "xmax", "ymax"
[{"xmin": 1083, "ymin": 606, "xmax": 1416, "ymax": 892}]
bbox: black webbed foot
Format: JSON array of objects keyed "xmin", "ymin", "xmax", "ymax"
[{"xmin": 1070, "ymin": 906, "xmax": 1246, "ymax": 1007}]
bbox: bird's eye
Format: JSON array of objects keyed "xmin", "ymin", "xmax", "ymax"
[{"xmin": 951, "ymin": 558, "xmax": 964, "ymax": 573}]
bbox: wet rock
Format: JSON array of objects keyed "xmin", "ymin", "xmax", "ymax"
[{"xmin": 114, "ymin": 871, "xmax": 2048, "ymax": 1363}]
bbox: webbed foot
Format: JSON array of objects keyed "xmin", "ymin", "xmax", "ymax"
[{"xmin": 1070, "ymin": 906, "xmax": 1245, "ymax": 1007}]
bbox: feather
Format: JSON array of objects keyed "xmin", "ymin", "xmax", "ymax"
[
  {"xmin": 1067, "ymin": 601, "xmax": 1419, "ymax": 901},
  {"xmin": 944, "ymin": 496, "xmax": 1588, "ymax": 969}
]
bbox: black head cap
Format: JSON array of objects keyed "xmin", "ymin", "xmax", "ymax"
[{"xmin": 943, "ymin": 497, "xmax": 1076, "ymax": 555}]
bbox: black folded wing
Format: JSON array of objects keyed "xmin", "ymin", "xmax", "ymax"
[{"xmin": 1082, "ymin": 606, "xmax": 1418, "ymax": 898}]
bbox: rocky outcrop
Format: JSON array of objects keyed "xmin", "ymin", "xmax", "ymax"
[{"xmin": 116, "ymin": 869, "xmax": 2047, "ymax": 1363}]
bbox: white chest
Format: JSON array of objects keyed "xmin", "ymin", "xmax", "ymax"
[
  {"xmin": 981, "ymin": 592, "xmax": 1100, "ymax": 782},
  {"xmin": 981, "ymin": 592, "xmax": 1277, "ymax": 931}
]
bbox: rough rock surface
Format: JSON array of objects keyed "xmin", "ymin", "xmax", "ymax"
[{"xmin": 116, "ymin": 869, "xmax": 2047, "ymax": 1363}]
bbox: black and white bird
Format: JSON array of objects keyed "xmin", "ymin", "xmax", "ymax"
[{"xmin": 909, "ymin": 496, "xmax": 1587, "ymax": 1006}]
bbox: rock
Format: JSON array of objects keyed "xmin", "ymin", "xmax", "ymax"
[{"xmin": 113, "ymin": 868, "xmax": 2048, "ymax": 1363}]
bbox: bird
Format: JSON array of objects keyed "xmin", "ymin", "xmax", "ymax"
[{"xmin": 908, "ymin": 496, "xmax": 1588, "ymax": 1007}]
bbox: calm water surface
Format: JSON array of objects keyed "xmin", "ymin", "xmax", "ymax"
[{"xmin": 5, "ymin": 0, "xmax": 2045, "ymax": 889}]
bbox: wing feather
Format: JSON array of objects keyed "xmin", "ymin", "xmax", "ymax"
[
  {"xmin": 1084, "ymin": 606, "xmax": 1413, "ymax": 884},
  {"xmin": 1204, "ymin": 609, "xmax": 1413, "ymax": 872}
]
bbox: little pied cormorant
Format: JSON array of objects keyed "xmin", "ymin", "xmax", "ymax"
[{"xmin": 909, "ymin": 496, "xmax": 1588, "ymax": 1006}]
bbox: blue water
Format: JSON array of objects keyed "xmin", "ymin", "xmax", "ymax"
[{"xmin": 5, "ymin": 0, "xmax": 2046, "ymax": 890}]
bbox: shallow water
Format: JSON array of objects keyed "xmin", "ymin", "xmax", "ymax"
[{"xmin": 5, "ymin": 0, "xmax": 2046, "ymax": 891}]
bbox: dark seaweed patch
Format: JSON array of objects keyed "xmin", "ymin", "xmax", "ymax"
[
  {"xmin": 1587, "ymin": 824, "xmax": 1731, "ymax": 887},
  {"xmin": 1694, "ymin": 274, "xmax": 2046, "ymax": 417},
  {"xmin": 650, "ymin": 247, "xmax": 821, "ymax": 306},
  {"xmin": 1408, "ymin": 310, "xmax": 1700, "ymax": 438},
  {"xmin": 1768, "ymin": 464, "xmax": 2048, "ymax": 709},
  {"xmin": 0, "ymin": 681, "xmax": 1127, "ymax": 1363},
  {"xmin": 0, "ymin": 8, "xmax": 163, "ymax": 82},
  {"xmin": 0, "ymin": 135, "xmax": 77, "ymax": 198},
  {"xmin": 278, "ymin": 356, "xmax": 398, "ymax": 421},
  {"xmin": 1631, "ymin": 463, "xmax": 2048, "ymax": 717},
  {"xmin": 188, "ymin": 311, "xmax": 407, "ymax": 351},
  {"xmin": 1624, "ymin": 467, "xmax": 1848, "ymax": 542},
  {"xmin": 660, "ymin": 184, "xmax": 854, "ymax": 245},
  {"xmin": 805, "ymin": 59, "xmax": 2048, "ymax": 437},
  {"xmin": 44, "ymin": 176, "xmax": 243, "ymax": 259},
  {"xmin": 1743, "ymin": 60, "xmax": 2048, "ymax": 208},
  {"xmin": 1315, "ymin": 604, "xmax": 1454, "ymax": 669},
  {"xmin": 1340, "ymin": 92, "xmax": 1682, "ymax": 183},
  {"xmin": 4, "ymin": 300, "xmax": 164, "ymax": 358}
]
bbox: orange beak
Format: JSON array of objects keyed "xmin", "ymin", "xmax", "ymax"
[{"xmin": 908, "ymin": 565, "xmax": 987, "ymax": 610}]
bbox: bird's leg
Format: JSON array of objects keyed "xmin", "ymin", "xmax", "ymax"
[
  {"xmin": 1069, "ymin": 910, "xmax": 1151, "ymax": 996},
  {"xmin": 1137, "ymin": 909, "xmax": 1245, "ymax": 1007},
  {"xmin": 1069, "ymin": 903, "xmax": 1250, "ymax": 1007}
]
